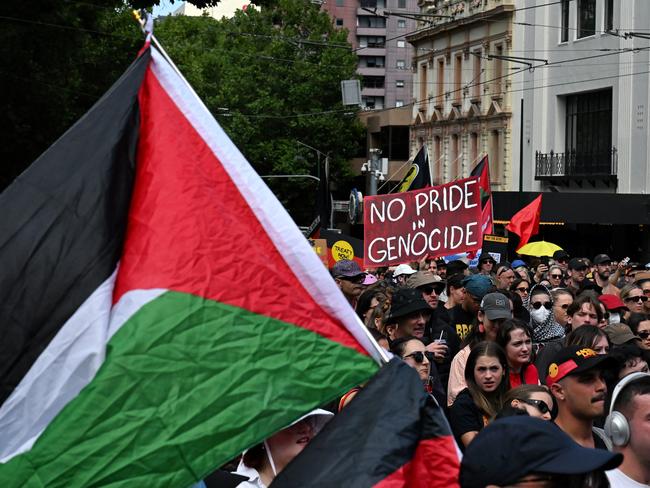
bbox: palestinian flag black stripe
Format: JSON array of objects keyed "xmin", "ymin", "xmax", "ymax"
[
  {"xmin": 0, "ymin": 50, "xmax": 150, "ymax": 404},
  {"xmin": 272, "ymin": 358, "xmax": 461, "ymax": 488}
]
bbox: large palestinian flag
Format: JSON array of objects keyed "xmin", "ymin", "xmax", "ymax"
[{"xmin": 0, "ymin": 44, "xmax": 382, "ymax": 486}]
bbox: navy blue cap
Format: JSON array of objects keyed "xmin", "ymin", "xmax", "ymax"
[
  {"xmin": 461, "ymin": 274, "xmax": 492, "ymax": 300},
  {"xmin": 460, "ymin": 416, "xmax": 622, "ymax": 488}
]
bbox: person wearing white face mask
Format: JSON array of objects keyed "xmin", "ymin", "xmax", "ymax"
[
  {"xmin": 599, "ymin": 294, "xmax": 627, "ymax": 326},
  {"xmin": 526, "ymin": 285, "xmax": 565, "ymax": 345}
]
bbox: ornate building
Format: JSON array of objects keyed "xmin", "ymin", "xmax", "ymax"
[{"xmin": 406, "ymin": 0, "xmax": 517, "ymax": 189}]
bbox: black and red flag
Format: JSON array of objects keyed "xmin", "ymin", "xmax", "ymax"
[
  {"xmin": 272, "ymin": 358, "xmax": 461, "ymax": 488},
  {"xmin": 394, "ymin": 144, "xmax": 432, "ymax": 193},
  {"xmin": 470, "ymin": 155, "xmax": 493, "ymax": 235}
]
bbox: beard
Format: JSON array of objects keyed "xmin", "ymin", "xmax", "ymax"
[{"xmin": 597, "ymin": 271, "xmax": 610, "ymax": 280}]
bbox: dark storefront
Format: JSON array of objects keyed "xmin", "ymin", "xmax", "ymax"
[{"xmin": 493, "ymin": 192, "xmax": 650, "ymax": 263}]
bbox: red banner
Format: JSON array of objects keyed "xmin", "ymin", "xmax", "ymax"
[{"xmin": 363, "ymin": 177, "xmax": 483, "ymax": 267}]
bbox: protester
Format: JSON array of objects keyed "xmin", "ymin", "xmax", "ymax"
[
  {"xmin": 389, "ymin": 336, "xmax": 443, "ymax": 398},
  {"xmin": 331, "ymin": 259, "xmax": 366, "ymax": 307},
  {"xmin": 620, "ymin": 284, "xmax": 646, "ymax": 321},
  {"xmin": 592, "ymin": 254, "xmax": 620, "ymax": 296},
  {"xmin": 627, "ymin": 312, "xmax": 650, "ymax": 350},
  {"xmin": 604, "ymin": 373, "xmax": 650, "ymax": 487},
  {"xmin": 495, "ymin": 263, "xmax": 515, "ymax": 291},
  {"xmin": 633, "ymin": 272, "xmax": 650, "ymax": 314},
  {"xmin": 599, "ymin": 294, "xmax": 627, "ymax": 325},
  {"xmin": 526, "ymin": 284, "xmax": 565, "ymax": 344},
  {"xmin": 460, "ymin": 416, "xmax": 622, "ymax": 488},
  {"xmin": 505, "ymin": 283, "xmax": 531, "ymax": 323},
  {"xmin": 449, "ymin": 341, "xmax": 509, "ymax": 450},
  {"xmin": 233, "ymin": 410, "xmax": 333, "ymax": 488},
  {"xmin": 439, "ymin": 273, "xmax": 465, "ymax": 326},
  {"xmin": 447, "ymin": 274, "xmax": 492, "ymax": 344},
  {"xmin": 566, "ymin": 292, "xmax": 602, "ymax": 330},
  {"xmin": 553, "ymin": 249, "xmax": 571, "ymax": 271},
  {"xmin": 448, "ymin": 291, "xmax": 511, "ymax": 406},
  {"xmin": 510, "ymin": 277, "xmax": 530, "ymax": 301},
  {"xmin": 383, "ymin": 288, "xmax": 432, "ymax": 342},
  {"xmin": 608, "ymin": 345, "xmax": 650, "ymax": 382},
  {"xmin": 566, "ymin": 258, "xmax": 590, "ymax": 294},
  {"xmin": 565, "ymin": 325, "xmax": 611, "ymax": 355},
  {"xmin": 551, "ymin": 287, "xmax": 574, "ymax": 329},
  {"xmin": 477, "ymin": 254, "xmax": 496, "ymax": 276},
  {"xmin": 392, "ymin": 263, "xmax": 416, "ymax": 287},
  {"xmin": 446, "ymin": 259, "xmax": 469, "ymax": 278},
  {"xmin": 355, "ymin": 286, "xmax": 388, "ymax": 326},
  {"xmin": 604, "ymin": 323, "xmax": 641, "ymax": 348},
  {"xmin": 502, "ymin": 384, "xmax": 553, "ymax": 420},
  {"xmin": 436, "ymin": 259, "xmax": 447, "ymax": 279},
  {"xmin": 546, "ymin": 346, "xmax": 615, "ymax": 449},
  {"xmin": 546, "ymin": 264, "xmax": 565, "ymax": 289},
  {"xmin": 511, "ymin": 259, "xmax": 529, "ymax": 281},
  {"xmin": 496, "ymin": 319, "xmax": 539, "ymax": 388}
]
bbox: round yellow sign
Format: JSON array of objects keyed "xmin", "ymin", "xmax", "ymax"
[
  {"xmin": 332, "ymin": 240, "xmax": 354, "ymax": 262},
  {"xmin": 548, "ymin": 363, "xmax": 559, "ymax": 378}
]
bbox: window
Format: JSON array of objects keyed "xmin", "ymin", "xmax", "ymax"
[
  {"xmin": 454, "ymin": 54, "xmax": 462, "ymax": 104},
  {"xmin": 396, "ymin": 79, "xmax": 405, "ymax": 88},
  {"xmin": 397, "ymin": 19, "xmax": 406, "ymax": 29},
  {"xmin": 470, "ymin": 132, "xmax": 479, "ymax": 163},
  {"xmin": 360, "ymin": 0, "xmax": 377, "ymax": 7},
  {"xmin": 493, "ymin": 44, "xmax": 503, "ymax": 97},
  {"xmin": 489, "ymin": 131, "xmax": 501, "ymax": 181},
  {"xmin": 434, "ymin": 136, "xmax": 442, "ymax": 183},
  {"xmin": 336, "ymin": 0, "xmax": 344, "ymax": 6},
  {"xmin": 361, "ymin": 56, "xmax": 385, "ymax": 68},
  {"xmin": 450, "ymin": 135, "xmax": 460, "ymax": 179},
  {"xmin": 397, "ymin": 59, "xmax": 406, "ymax": 69},
  {"xmin": 578, "ymin": 0, "xmax": 596, "ymax": 38},
  {"xmin": 419, "ymin": 63, "xmax": 427, "ymax": 103},
  {"xmin": 397, "ymin": 40, "xmax": 406, "ymax": 48},
  {"xmin": 335, "ymin": 18, "xmax": 344, "ymax": 27},
  {"xmin": 561, "ymin": 0, "xmax": 569, "ymax": 42},
  {"xmin": 362, "ymin": 76, "xmax": 385, "ymax": 88},
  {"xmin": 605, "ymin": 0, "xmax": 614, "ymax": 31},
  {"xmin": 358, "ymin": 16, "xmax": 387, "ymax": 28},
  {"xmin": 362, "ymin": 96, "xmax": 384, "ymax": 109},
  {"xmin": 358, "ymin": 36, "xmax": 386, "ymax": 48},
  {"xmin": 565, "ymin": 89, "xmax": 613, "ymax": 174},
  {"xmin": 396, "ymin": 100, "xmax": 404, "ymax": 107},
  {"xmin": 472, "ymin": 50, "xmax": 482, "ymax": 99},
  {"xmin": 436, "ymin": 58, "xmax": 444, "ymax": 104},
  {"xmin": 397, "ymin": 0, "xmax": 406, "ymax": 8}
]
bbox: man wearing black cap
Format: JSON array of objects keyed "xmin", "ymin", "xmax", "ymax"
[
  {"xmin": 566, "ymin": 258, "xmax": 591, "ymax": 295},
  {"xmin": 553, "ymin": 249, "xmax": 570, "ymax": 272},
  {"xmin": 593, "ymin": 254, "xmax": 620, "ymax": 295},
  {"xmin": 477, "ymin": 253, "xmax": 496, "ymax": 276},
  {"xmin": 330, "ymin": 259, "xmax": 366, "ymax": 307},
  {"xmin": 546, "ymin": 346, "xmax": 615, "ymax": 450},
  {"xmin": 460, "ymin": 416, "xmax": 622, "ymax": 488}
]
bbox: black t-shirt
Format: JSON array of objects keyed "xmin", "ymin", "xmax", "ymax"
[
  {"xmin": 449, "ymin": 388, "xmax": 486, "ymax": 451},
  {"xmin": 424, "ymin": 308, "xmax": 461, "ymax": 395},
  {"xmin": 448, "ymin": 305, "xmax": 476, "ymax": 343}
]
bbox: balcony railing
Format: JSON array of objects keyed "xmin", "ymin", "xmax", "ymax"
[{"xmin": 535, "ymin": 148, "xmax": 618, "ymax": 180}]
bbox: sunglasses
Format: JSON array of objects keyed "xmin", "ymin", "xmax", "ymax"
[
  {"xmin": 603, "ymin": 312, "xmax": 610, "ymax": 320},
  {"xmin": 644, "ymin": 289, "xmax": 650, "ymax": 295},
  {"xmin": 339, "ymin": 274, "xmax": 366, "ymax": 284},
  {"xmin": 518, "ymin": 398, "xmax": 551, "ymax": 415},
  {"xmin": 421, "ymin": 285, "xmax": 442, "ymax": 295},
  {"xmin": 624, "ymin": 296, "xmax": 648, "ymax": 303},
  {"xmin": 550, "ymin": 274, "xmax": 563, "ymax": 279},
  {"xmin": 516, "ymin": 287, "xmax": 529, "ymax": 293},
  {"xmin": 638, "ymin": 331, "xmax": 650, "ymax": 340},
  {"xmin": 560, "ymin": 303, "xmax": 570, "ymax": 310},
  {"xmin": 532, "ymin": 301, "xmax": 553, "ymax": 310},
  {"xmin": 402, "ymin": 351, "xmax": 433, "ymax": 363}
]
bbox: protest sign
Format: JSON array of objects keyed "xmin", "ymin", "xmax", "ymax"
[
  {"xmin": 481, "ymin": 234, "xmax": 509, "ymax": 264},
  {"xmin": 363, "ymin": 177, "xmax": 482, "ymax": 267}
]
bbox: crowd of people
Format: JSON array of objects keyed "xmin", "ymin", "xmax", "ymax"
[
  {"xmin": 202, "ymin": 251, "xmax": 650, "ymax": 487},
  {"xmin": 332, "ymin": 250, "xmax": 650, "ymax": 487}
]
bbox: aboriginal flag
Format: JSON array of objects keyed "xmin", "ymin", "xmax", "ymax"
[
  {"xmin": 394, "ymin": 145, "xmax": 432, "ymax": 193},
  {"xmin": 272, "ymin": 358, "xmax": 461, "ymax": 488}
]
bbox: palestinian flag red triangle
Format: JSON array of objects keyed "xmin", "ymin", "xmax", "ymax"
[{"xmin": 0, "ymin": 44, "xmax": 382, "ymax": 486}]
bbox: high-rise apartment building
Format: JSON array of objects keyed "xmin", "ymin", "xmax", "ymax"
[{"xmin": 323, "ymin": 0, "xmax": 417, "ymax": 110}]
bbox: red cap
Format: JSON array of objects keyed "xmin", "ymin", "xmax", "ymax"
[{"xmin": 599, "ymin": 294, "xmax": 626, "ymax": 311}]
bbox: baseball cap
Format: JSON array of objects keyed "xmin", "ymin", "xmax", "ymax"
[
  {"xmin": 604, "ymin": 324, "xmax": 641, "ymax": 346},
  {"xmin": 593, "ymin": 254, "xmax": 612, "ymax": 265},
  {"xmin": 479, "ymin": 292, "xmax": 512, "ymax": 321},
  {"xmin": 633, "ymin": 271, "xmax": 650, "ymax": 285},
  {"xmin": 567, "ymin": 258, "xmax": 588, "ymax": 271},
  {"xmin": 387, "ymin": 288, "xmax": 432, "ymax": 321},
  {"xmin": 462, "ymin": 275, "xmax": 492, "ymax": 300},
  {"xmin": 553, "ymin": 250, "xmax": 570, "ymax": 261},
  {"xmin": 546, "ymin": 346, "xmax": 616, "ymax": 386},
  {"xmin": 446, "ymin": 259, "xmax": 469, "ymax": 277},
  {"xmin": 511, "ymin": 259, "xmax": 527, "ymax": 268},
  {"xmin": 406, "ymin": 271, "xmax": 445, "ymax": 291},
  {"xmin": 363, "ymin": 273, "xmax": 378, "ymax": 285},
  {"xmin": 598, "ymin": 294, "xmax": 626, "ymax": 311},
  {"xmin": 460, "ymin": 416, "xmax": 623, "ymax": 488},
  {"xmin": 331, "ymin": 259, "xmax": 365, "ymax": 279},
  {"xmin": 393, "ymin": 264, "xmax": 417, "ymax": 277}
]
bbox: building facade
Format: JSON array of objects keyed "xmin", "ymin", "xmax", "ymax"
[
  {"xmin": 323, "ymin": 0, "xmax": 418, "ymax": 110},
  {"xmin": 407, "ymin": 0, "xmax": 518, "ymax": 190},
  {"xmin": 517, "ymin": 0, "xmax": 650, "ymax": 194}
]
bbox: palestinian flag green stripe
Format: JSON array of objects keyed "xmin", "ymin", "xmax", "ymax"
[{"xmin": 0, "ymin": 290, "xmax": 377, "ymax": 487}]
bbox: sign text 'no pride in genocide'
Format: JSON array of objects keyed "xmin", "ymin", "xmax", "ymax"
[{"xmin": 363, "ymin": 177, "xmax": 483, "ymax": 267}]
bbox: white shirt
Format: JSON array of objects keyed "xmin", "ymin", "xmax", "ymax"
[
  {"xmin": 607, "ymin": 469, "xmax": 650, "ymax": 488},
  {"xmin": 234, "ymin": 464, "xmax": 267, "ymax": 488}
]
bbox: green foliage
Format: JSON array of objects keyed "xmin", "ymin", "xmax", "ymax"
[{"xmin": 155, "ymin": 1, "xmax": 363, "ymax": 224}]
